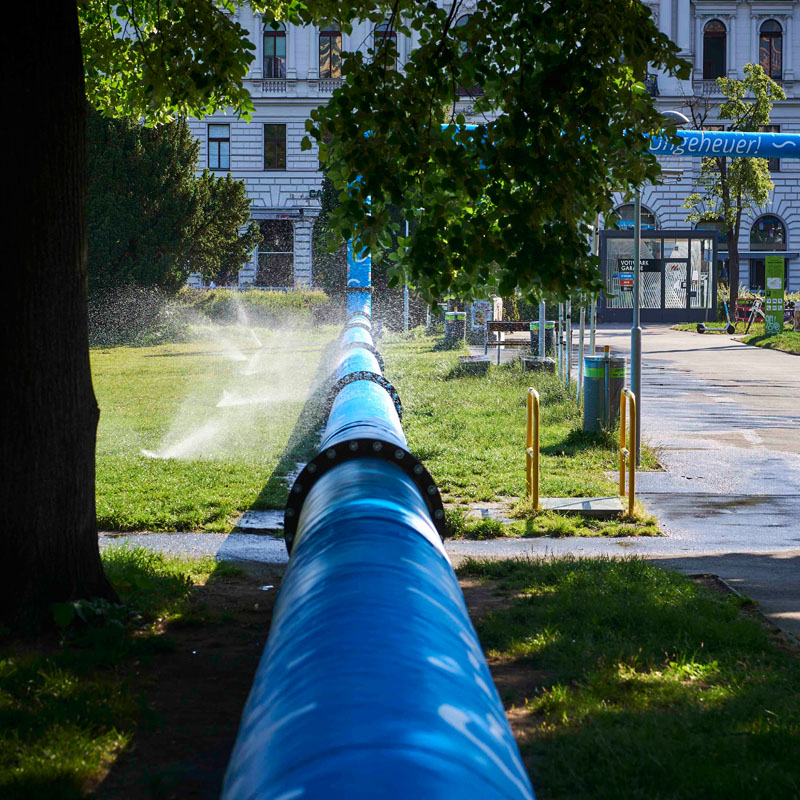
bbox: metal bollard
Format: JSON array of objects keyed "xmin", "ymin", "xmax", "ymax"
[
  {"xmin": 619, "ymin": 389, "xmax": 637, "ymax": 516},
  {"xmin": 526, "ymin": 388, "xmax": 540, "ymax": 510}
]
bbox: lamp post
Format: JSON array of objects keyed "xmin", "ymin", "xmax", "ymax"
[{"xmin": 631, "ymin": 109, "xmax": 689, "ymax": 465}]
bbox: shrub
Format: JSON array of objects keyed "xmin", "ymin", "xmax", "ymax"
[{"xmin": 177, "ymin": 287, "xmax": 335, "ymax": 326}]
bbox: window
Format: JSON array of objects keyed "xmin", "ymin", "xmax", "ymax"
[
  {"xmin": 319, "ymin": 24, "xmax": 342, "ymax": 79},
  {"xmin": 208, "ymin": 124, "xmax": 230, "ymax": 170},
  {"xmin": 696, "ymin": 220, "xmax": 728, "ymax": 281},
  {"xmin": 263, "ymin": 22, "xmax": 286, "ymax": 78},
  {"xmin": 612, "ymin": 204, "xmax": 658, "ymax": 230},
  {"xmin": 760, "ymin": 124, "xmax": 780, "ymax": 173},
  {"xmin": 750, "ymin": 215, "xmax": 786, "ymax": 251},
  {"xmin": 257, "ymin": 220, "xmax": 294, "ymax": 287},
  {"xmin": 373, "ymin": 21, "xmax": 397, "ymax": 70},
  {"xmin": 749, "ymin": 259, "xmax": 765, "ymax": 291},
  {"xmin": 702, "ymin": 20, "xmax": 726, "ymax": 80},
  {"xmin": 759, "ymin": 20, "xmax": 782, "ymax": 81},
  {"xmin": 264, "ymin": 124, "xmax": 286, "ymax": 170}
]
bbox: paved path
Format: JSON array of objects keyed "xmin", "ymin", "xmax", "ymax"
[
  {"xmin": 469, "ymin": 324, "xmax": 800, "ymax": 635},
  {"xmin": 103, "ymin": 325, "xmax": 800, "ymax": 636}
]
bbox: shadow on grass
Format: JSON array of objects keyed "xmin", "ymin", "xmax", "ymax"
[
  {"xmin": 0, "ymin": 549, "xmax": 249, "ymax": 800},
  {"xmin": 539, "ymin": 426, "xmax": 618, "ymax": 456},
  {"xmin": 458, "ymin": 555, "xmax": 800, "ymax": 799},
  {"xmin": 247, "ymin": 337, "xmax": 340, "ymax": 511}
]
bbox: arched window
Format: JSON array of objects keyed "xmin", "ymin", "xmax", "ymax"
[
  {"xmin": 759, "ymin": 20, "xmax": 783, "ymax": 81},
  {"xmin": 750, "ymin": 215, "xmax": 786, "ymax": 250},
  {"xmin": 257, "ymin": 220, "xmax": 294, "ymax": 287},
  {"xmin": 703, "ymin": 20, "xmax": 726, "ymax": 80},
  {"xmin": 613, "ymin": 204, "xmax": 658, "ymax": 230},
  {"xmin": 319, "ymin": 24, "xmax": 342, "ymax": 79},
  {"xmin": 374, "ymin": 21, "xmax": 397, "ymax": 70},
  {"xmin": 263, "ymin": 22, "xmax": 286, "ymax": 79}
]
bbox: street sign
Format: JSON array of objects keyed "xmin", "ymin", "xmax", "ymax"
[
  {"xmin": 618, "ymin": 258, "xmax": 661, "ymax": 272},
  {"xmin": 764, "ymin": 256, "xmax": 785, "ymax": 335}
]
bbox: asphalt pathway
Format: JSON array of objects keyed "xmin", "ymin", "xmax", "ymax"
[
  {"xmin": 102, "ymin": 324, "xmax": 800, "ymax": 637},
  {"xmin": 463, "ymin": 324, "xmax": 800, "ymax": 635}
]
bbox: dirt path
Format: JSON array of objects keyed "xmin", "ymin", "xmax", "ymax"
[{"xmin": 95, "ymin": 564, "xmax": 283, "ymax": 800}]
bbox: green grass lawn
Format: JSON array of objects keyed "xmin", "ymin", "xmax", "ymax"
[
  {"xmin": 383, "ymin": 335, "xmax": 658, "ymax": 506},
  {"xmin": 92, "ymin": 325, "xmax": 654, "ymax": 534},
  {"xmin": 673, "ymin": 321, "xmax": 800, "ymax": 354},
  {"xmin": 92, "ymin": 324, "xmax": 337, "ymax": 531},
  {"xmin": 5, "ymin": 552, "xmax": 797, "ymax": 798},
  {"xmin": 460, "ymin": 556, "xmax": 800, "ymax": 799}
]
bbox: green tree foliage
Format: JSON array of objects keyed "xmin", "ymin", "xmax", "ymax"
[
  {"xmin": 187, "ymin": 172, "xmax": 262, "ymax": 285},
  {"xmin": 79, "ymin": 0, "xmax": 257, "ymax": 124},
  {"xmin": 312, "ymin": 176, "xmax": 347, "ymax": 296},
  {"xmin": 304, "ymin": 0, "xmax": 689, "ymax": 302},
  {"xmin": 87, "ymin": 109, "xmax": 260, "ymax": 293},
  {"xmin": 682, "ymin": 63, "xmax": 785, "ymax": 311}
]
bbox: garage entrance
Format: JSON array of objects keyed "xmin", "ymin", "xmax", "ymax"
[{"xmin": 599, "ymin": 229, "xmax": 718, "ymax": 323}]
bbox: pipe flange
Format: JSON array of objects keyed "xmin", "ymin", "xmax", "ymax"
[
  {"xmin": 344, "ymin": 319, "xmax": 372, "ymax": 332},
  {"xmin": 284, "ymin": 438, "xmax": 446, "ymax": 553},
  {"xmin": 345, "ymin": 286, "xmax": 374, "ymax": 293},
  {"xmin": 328, "ymin": 371, "xmax": 402, "ymax": 421},
  {"xmin": 347, "ymin": 309, "xmax": 372, "ymax": 320},
  {"xmin": 340, "ymin": 341, "xmax": 385, "ymax": 372}
]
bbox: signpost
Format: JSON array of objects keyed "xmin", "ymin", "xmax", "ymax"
[{"xmin": 764, "ymin": 256, "xmax": 785, "ymax": 335}]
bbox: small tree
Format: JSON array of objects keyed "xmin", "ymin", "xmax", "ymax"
[
  {"xmin": 88, "ymin": 110, "xmax": 200, "ymax": 293},
  {"xmin": 682, "ymin": 63, "xmax": 785, "ymax": 314},
  {"xmin": 88, "ymin": 111, "xmax": 260, "ymax": 293},
  {"xmin": 187, "ymin": 172, "xmax": 262, "ymax": 286}
]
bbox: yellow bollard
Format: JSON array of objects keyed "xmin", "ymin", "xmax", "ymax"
[
  {"xmin": 526, "ymin": 388, "xmax": 540, "ymax": 510},
  {"xmin": 619, "ymin": 389, "xmax": 636, "ymax": 516}
]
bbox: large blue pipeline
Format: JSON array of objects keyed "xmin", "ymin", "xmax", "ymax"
[{"xmin": 222, "ymin": 279, "xmax": 534, "ymax": 798}]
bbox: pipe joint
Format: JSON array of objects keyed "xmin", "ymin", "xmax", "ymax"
[
  {"xmin": 339, "ymin": 341, "xmax": 385, "ymax": 372},
  {"xmin": 327, "ymin": 371, "xmax": 402, "ymax": 420},
  {"xmin": 284, "ymin": 438, "xmax": 446, "ymax": 552}
]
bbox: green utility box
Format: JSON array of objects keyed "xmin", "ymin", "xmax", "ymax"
[
  {"xmin": 529, "ymin": 321, "xmax": 555, "ymax": 356},
  {"xmin": 444, "ymin": 311, "xmax": 466, "ymax": 345}
]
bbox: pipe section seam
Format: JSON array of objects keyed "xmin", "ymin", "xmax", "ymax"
[{"xmin": 283, "ymin": 437, "xmax": 447, "ymax": 551}]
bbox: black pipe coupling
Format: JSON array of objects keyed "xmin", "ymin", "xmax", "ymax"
[
  {"xmin": 339, "ymin": 341, "xmax": 385, "ymax": 373},
  {"xmin": 327, "ymin": 371, "xmax": 403, "ymax": 421},
  {"xmin": 284, "ymin": 439, "xmax": 446, "ymax": 552}
]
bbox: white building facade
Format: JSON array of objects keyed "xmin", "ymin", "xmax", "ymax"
[
  {"xmin": 621, "ymin": 0, "xmax": 800, "ymax": 294},
  {"xmin": 188, "ymin": 1, "xmax": 800, "ymax": 294}
]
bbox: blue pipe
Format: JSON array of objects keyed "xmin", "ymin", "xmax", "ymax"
[
  {"xmin": 222, "ymin": 315, "xmax": 534, "ymax": 799},
  {"xmin": 223, "ymin": 460, "xmax": 534, "ymax": 800}
]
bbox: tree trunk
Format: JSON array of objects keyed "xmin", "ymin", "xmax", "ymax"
[{"xmin": 3, "ymin": 2, "xmax": 116, "ymax": 630}]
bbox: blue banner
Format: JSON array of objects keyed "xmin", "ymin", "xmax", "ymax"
[{"xmin": 649, "ymin": 130, "xmax": 800, "ymax": 160}]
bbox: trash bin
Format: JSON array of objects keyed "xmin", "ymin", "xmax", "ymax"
[
  {"xmin": 444, "ymin": 311, "xmax": 466, "ymax": 345},
  {"xmin": 582, "ymin": 353, "xmax": 626, "ymax": 432},
  {"xmin": 529, "ymin": 321, "xmax": 555, "ymax": 356}
]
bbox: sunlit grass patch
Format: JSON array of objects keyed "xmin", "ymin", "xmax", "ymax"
[
  {"xmin": 383, "ymin": 335, "xmax": 659, "ymax": 505},
  {"xmin": 458, "ymin": 556, "xmax": 800, "ymax": 798},
  {"xmin": 92, "ymin": 324, "xmax": 337, "ymax": 531}
]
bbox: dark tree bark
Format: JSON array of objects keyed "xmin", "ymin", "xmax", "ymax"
[{"xmin": 3, "ymin": 2, "xmax": 116, "ymax": 630}]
